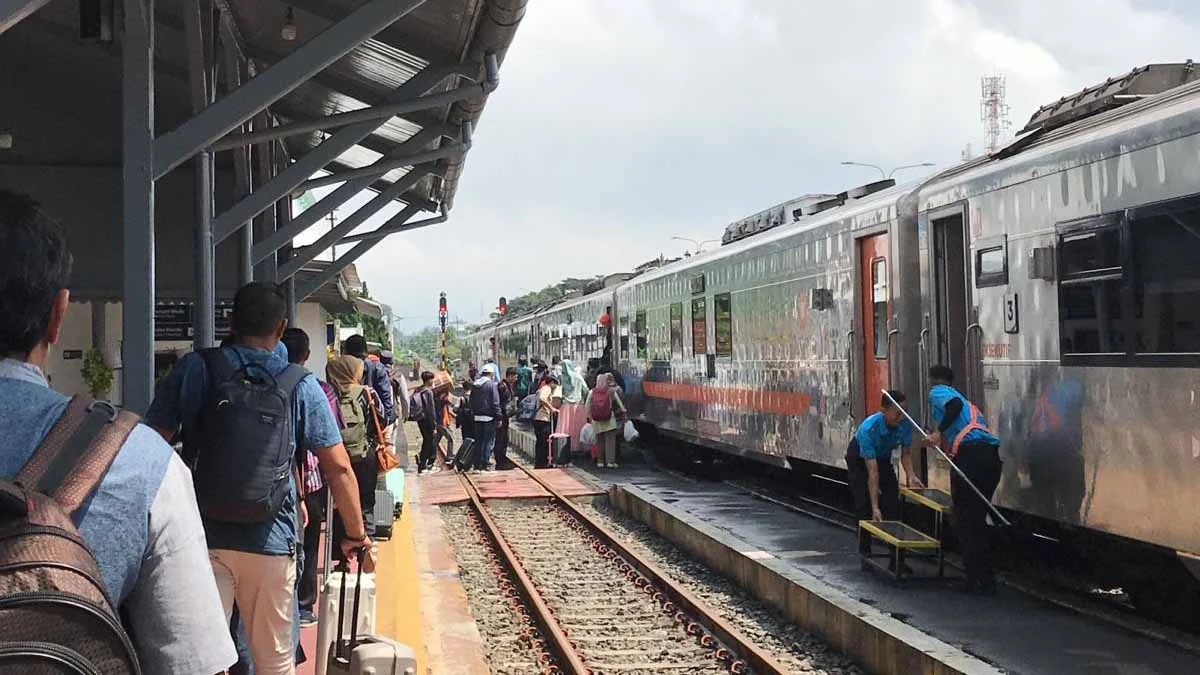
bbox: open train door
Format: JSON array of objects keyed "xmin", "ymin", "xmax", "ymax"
[
  {"xmin": 858, "ymin": 233, "xmax": 892, "ymax": 415},
  {"xmin": 926, "ymin": 207, "xmax": 973, "ymax": 490}
]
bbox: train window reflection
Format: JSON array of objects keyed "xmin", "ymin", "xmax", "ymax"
[
  {"xmin": 1061, "ymin": 280, "xmax": 1124, "ymax": 354},
  {"xmin": 975, "ymin": 245, "xmax": 1008, "ymax": 287},
  {"xmin": 871, "ymin": 258, "xmax": 888, "ymax": 359},
  {"xmin": 715, "ymin": 293, "xmax": 733, "ymax": 358},
  {"xmin": 1132, "ymin": 210, "xmax": 1200, "ymax": 354},
  {"xmin": 1062, "ymin": 228, "xmax": 1122, "ymax": 277}
]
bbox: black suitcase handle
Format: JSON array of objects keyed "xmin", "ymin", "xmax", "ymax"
[{"xmin": 332, "ymin": 546, "xmax": 369, "ymax": 664}]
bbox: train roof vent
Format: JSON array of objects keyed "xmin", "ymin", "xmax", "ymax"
[
  {"xmin": 721, "ymin": 204, "xmax": 789, "ymax": 245},
  {"xmin": 1019, "ymin": 62, "xmax": 1200, "ymax": 135},
  {"xmin": 803, "ymin": 196, "xmax": 845, "ymax": 216},
  {"xmin": 848, "ymin": 179, "xmax": 896, "ymax": 199}
]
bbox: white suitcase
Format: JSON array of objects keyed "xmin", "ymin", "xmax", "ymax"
[
  {"xmin": 316, "ymin": 490, "xmax": 378, "ymax": 675},
  {"xmin": 323, "ymin": 558, "xmax": 415, "ymax": 675}
]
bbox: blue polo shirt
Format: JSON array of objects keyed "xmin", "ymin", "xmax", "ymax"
[
  {"xmin": 145, "ymin": 343, "xmax": 342, "ymax": 555},
  {"xmin": 853, "ymin": 411, "xmax": 914, "ymax": 460},
  {"xmin": 928, "ymin": 384, "xmax": 1000, "ymax": 447}
]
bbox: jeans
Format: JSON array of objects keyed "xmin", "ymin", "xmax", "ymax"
[
  {"xmin": 417, "ymin": 418, "xmax": 437, "ymax": 469},
  {"xmin": 474, "ymin": 419, "xmax": 496, "ymax": 469}
]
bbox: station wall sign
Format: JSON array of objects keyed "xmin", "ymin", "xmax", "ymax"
[{"xmin": 154, "ymin": 302, "xmax": 235, "ymax": 341}]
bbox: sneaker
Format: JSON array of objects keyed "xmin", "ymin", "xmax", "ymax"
[
  {"xmin": 299, "ymin": 609, "xmax": 318, "ymax": 627},
  {"xmin": 429, "ymin": 466, "xmax": 442, "ymax": 474},
  {"xmin": 610, "ymin": 463, "xmax": 619, "ymax": 469},
  {"xmin": 598, "ymin": 462, "xmax": 608, "ymax": 468}
]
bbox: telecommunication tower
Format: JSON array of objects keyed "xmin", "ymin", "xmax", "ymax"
[{"xmin": 980, "ymin": 75, "xmax": 1012, "ymax": 154}]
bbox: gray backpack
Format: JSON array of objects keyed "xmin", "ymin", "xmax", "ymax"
[{"xmin": 184, "ymin": 349, "xmax": 307, "ymax": 523}]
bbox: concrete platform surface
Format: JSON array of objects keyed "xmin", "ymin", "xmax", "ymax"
[{"xmin": 613, "ymin": 476, "xmax": 1200, "ymax": 675}]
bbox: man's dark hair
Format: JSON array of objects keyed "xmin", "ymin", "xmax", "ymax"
[
  {"xmin": 421, "ymin": 370, "xmax": 434, "ymax": 384},
  {"xmin": 551, "ymin": 355, "xmax": 561, "ymax": 365},
  {"xmin": 343, "ymin": 334, "xmax": 368, "ymax": 358},
  {"xmin": 281, "ymin": 327, "xmax": 310, "ymax": 365},
  {"xmin": 929, "ymin": 365, "xmax": 955, "ymax": 385},
  {"xmin": 0, "ymin": 190, "xmax": 73, "ymax": 357},
  {"xmin": 881, "ymin": 390, "xmax": 907, "ymax": 408},
  {"xmin": 506, "ymin": 366, "xmax": 518, "ymax": 377},
  {"xmin": 231, "ymin": 282, "xmax": 287, "ymax": 338},
  {"xmin": 518, "ymin": 357, "xmax": 528, "ymax": 366}
]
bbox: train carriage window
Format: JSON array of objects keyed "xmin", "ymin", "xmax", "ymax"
[
  {"xmin": 670, "ymin": 302, "xmax": 683, "ymax": 357},
  {"xmin": 975, "ymin": 236, "xmax": 1009, "ymax": 287},
  {"xmin": 1132, "ymin": 205, "xmax": 1200, "ymax": 355},
  {"xmin": 715, "ymin": 293, "xmax": 733, "ymax": 358},
  {"xmin": 1058, "ymin": 225, "xmax": 1127, "ymax": 358},
  {"xmin": 871, "ymin": 258, "xmax": 888, "ymax": 358},
  {"xmin": 635, "ymin": 310, "xmax": 648, "ymax": 359},
  {"xmin": 691, "ymin": 297, "xmax": 708, "ymax": 355}
]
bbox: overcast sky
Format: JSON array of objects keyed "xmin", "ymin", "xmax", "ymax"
[{"xmin": 305, "ymin": 0, "xmax": 1200, "ymax": 330}]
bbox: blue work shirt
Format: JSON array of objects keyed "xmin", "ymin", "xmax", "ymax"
[
  {"xmin": 853, "ymin": 411, "xmax": 914, "ymax": 460},
  {"xmin": 145, "ymin": 343, "xmax": 342, "ymax": 555},
  {"xmin": 928, "ymin": 384, "xmax": 1000, "ymax": 447}
]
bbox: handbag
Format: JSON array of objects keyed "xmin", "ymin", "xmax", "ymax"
[{"xmin": 366, "ymin": 389, "xmax": 400, "ymax": 474}]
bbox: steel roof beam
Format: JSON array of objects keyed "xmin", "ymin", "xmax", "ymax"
[
  {"xmin": 296, "ymin": 207, "xmax": 446, "ymax": 301},
  {"xmin": 210, "ymin": 63, "xmax": 496, "ymax": 151},
  {"xmin": 0, "ymin": 0, "xmax": 50, "ymax": 34},
  {"xmin": 284, "ymin": 0, "xmax": 453, "ymax": 65},
  {"xmin": 207, "ymin": 68, "xmax": 460, "ymax": 246},
  {"xmin": 250, "ymin": 148, "xmax": 440, "ymax": 264},
  {"xmin": 278, "ymin": 198, "xmax": 422, "ymax": 282},
  {"xmin": 154, "ymin": 0, "xmax": 430, "ymax": 179},
  {"xmin": 337, "ymin": 206, "xmax": 446, "ymax": 244},
  {"xmin": 294, "ymin": 139, "xmax": 463, "ymax": 192}
]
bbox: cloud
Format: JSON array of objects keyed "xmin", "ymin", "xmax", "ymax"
[{"xmin": 319, "ymin": 0, "xmax": 1200, "ymax": 329}]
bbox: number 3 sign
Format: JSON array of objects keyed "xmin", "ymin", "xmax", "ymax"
[{"xmin": 1003, "ymin": 293, "xmax": 1019, "ymax": 334}]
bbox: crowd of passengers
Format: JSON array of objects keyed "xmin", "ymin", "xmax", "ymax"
[{"xmin": 0, "ymin": 190, "xmax": 410, "ymax": 675}]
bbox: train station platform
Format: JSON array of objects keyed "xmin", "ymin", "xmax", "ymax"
[{"xmin": 606, "ymin": 474, "xmax": 1200, "ymax": 674}]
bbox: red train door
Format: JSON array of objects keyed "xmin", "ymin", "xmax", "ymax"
[{"xmin": 859, "ymin": 234, "xmax": 890, "ymax": 414}]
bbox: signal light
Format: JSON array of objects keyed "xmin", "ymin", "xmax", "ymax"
[
  {"xmin": 438, "ymin": 292, "xmax": 447, "ymax": 317},
  {"xmin": 498, "ymin": 296, "xmax": 508, "ymax": 316}
]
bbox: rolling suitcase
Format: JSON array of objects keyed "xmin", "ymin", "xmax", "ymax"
[
  {"xmin": 317, "ymin": 492, "xmax": 378, "ymax": 675},
  {"xmin": 374, "ymin": 489, "xmax": 395, "ymax": 540},
  {"xmin": 453, "ymin": 437, "xmax": 476, "ymax": 472},
  {"xmin": 325, "ymin": 556, "xmax": 417, "ymax": 675},
  {"xmin": 384, "ymin": 468, "xmax": 405, "ymax": 519}
]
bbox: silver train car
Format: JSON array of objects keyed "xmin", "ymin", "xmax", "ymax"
[{"xmin": 467, "ymin": 64, "xmax": 1200, "ymax": 618}]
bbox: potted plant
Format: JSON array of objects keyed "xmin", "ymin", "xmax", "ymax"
[{"xmin": 81, "ymin": 347, "xmax": 114, "ymax": 400}]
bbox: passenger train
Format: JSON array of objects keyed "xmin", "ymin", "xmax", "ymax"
[{"xmin": 466, "ymin": 64, "xmax": 1200, "ymax": 622}]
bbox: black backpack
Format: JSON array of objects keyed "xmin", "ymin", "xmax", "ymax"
[{"xmin": 185, "ymin": 349, "xmax": 307, "ymax": 524}]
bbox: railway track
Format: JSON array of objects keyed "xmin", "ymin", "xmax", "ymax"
[{"xmin": 457, "ymin": 464, "xmax": 792, "ymax": 675}]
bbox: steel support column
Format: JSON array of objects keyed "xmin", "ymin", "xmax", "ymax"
[
  {"xmin": 153, "ymin": 0, "xmax": 430, "ymax": 178},
  {"xmin": 0, "ymin": 0, "xmax": 50, "ymax": 34},
  {"xmin": 209, "ymin": 64, "xmax": 469, "ymax": 245},
  {"xmin": 224, "ymin": 41, "xmax": 254, "ymax": 286},
  {"xmin": 252, "ymin": 109, "xmax": 278, "ymax": 281},
  {"xmin": 186, "ymin": 0, "xmax": 216, "ymax": 350},
  {"xmin": 121, "ymin": 0, "xmax": 155, "ymax": 412},
  {"xmin": 296, "ymin": 209, "xmax": 446, "ymax": 301},
  {"xmin": 278, "ymin": 199, "xmax": 422, "ymax": 281},
  {"xmin": 278, "ymin": 185, "xmax": 298, "ymax": 322}
]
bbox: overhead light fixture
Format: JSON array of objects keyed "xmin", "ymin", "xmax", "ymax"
[{"xmin": 281, "ymin": 7, "xmax": 297, "ymax": 41}]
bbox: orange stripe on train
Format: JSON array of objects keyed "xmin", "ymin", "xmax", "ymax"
[{"xmin": 642, "ymin": 381, "xmax": 812, "ymax": 416}]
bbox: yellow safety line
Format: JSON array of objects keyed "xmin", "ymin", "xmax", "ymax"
[
  {"xmin": 900, "ymin": 487, "xmax": 952, "ymax": 513},
  {"xmin": 375, "ymin": 478, "xmax": 425, "ymax": 673},
  {"xmin": 858, "ymin": 520, "xmax": 941, "ymax": 549}
]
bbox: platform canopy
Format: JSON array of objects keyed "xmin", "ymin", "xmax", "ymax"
[{"xmin": 0, "ymin": 0, "xmax": 524, "ymax": 411}]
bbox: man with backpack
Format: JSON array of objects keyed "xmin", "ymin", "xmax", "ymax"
[
  {"xmin": 343, "ymin": 334, "xmax": 395, "ymax": 432},
  {"xmin": 147, "ymin": 282, "xmax": 370, "ymax": 675},
  {"xmin": 411, "ymin": 371, "xmax": 438, "ymax": 472},
  {"xmin": 0, "ymin": 190, "xmax": 236, "ymax": 674},
  {"xmin": 470, "ymin": 364, "xmax": 503, "ymax": 471}
]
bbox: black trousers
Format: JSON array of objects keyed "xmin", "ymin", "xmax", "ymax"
[
  {"xmin": 297, "ymin": 486, "xmax": 326, "ymax": 611},
  {"xmin": 533, "ymin": 420, "xmax": 552, "ymax": 468},
  {"xmin": 951, "ymin": 442, "xmax": 1003, "ymax": 583},
  {"xmin": 494, "ymin": 420, "xmax": 509, "ymax": 467},
  {"xmin": 846, "ymin": 439, "xmax": 900, "ymax": 522},
  {"xmin": 332, "ymin": 456, "xmax": 377, "ymax": 560},
  {"xmin": 417, "ymin": 418, "xmax": 437, "ymax": 469}
]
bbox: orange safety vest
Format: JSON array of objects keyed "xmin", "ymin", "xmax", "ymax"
[{"xmin": 949, "ymin": 402, "xmax": 993, "ymax": 459}]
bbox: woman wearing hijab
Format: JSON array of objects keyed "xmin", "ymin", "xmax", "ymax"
[
  {"xmin": 326, "ymin": 354, "xmax": 381, "ymax": 560},
  {"xmin": 586, "ymin": 373, "xmax": 627, "ymax": 468}
]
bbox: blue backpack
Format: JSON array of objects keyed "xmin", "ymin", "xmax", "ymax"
[{"xmin": 518, "ymin": 393, "xmax": 538, "ymax": 422}]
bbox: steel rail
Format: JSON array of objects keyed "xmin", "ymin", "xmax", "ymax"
[
  {"xmin": 513, "ymin": 463, "xmax": 792, "ymax": 675},
  {"xmin": 457, "ymin": 472, "xmax": 587, "ymax": 675}
]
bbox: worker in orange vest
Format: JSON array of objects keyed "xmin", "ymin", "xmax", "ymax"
[{"xmin": 924, "ymin": 364, "xmax": 1003, "ymax": 595}]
